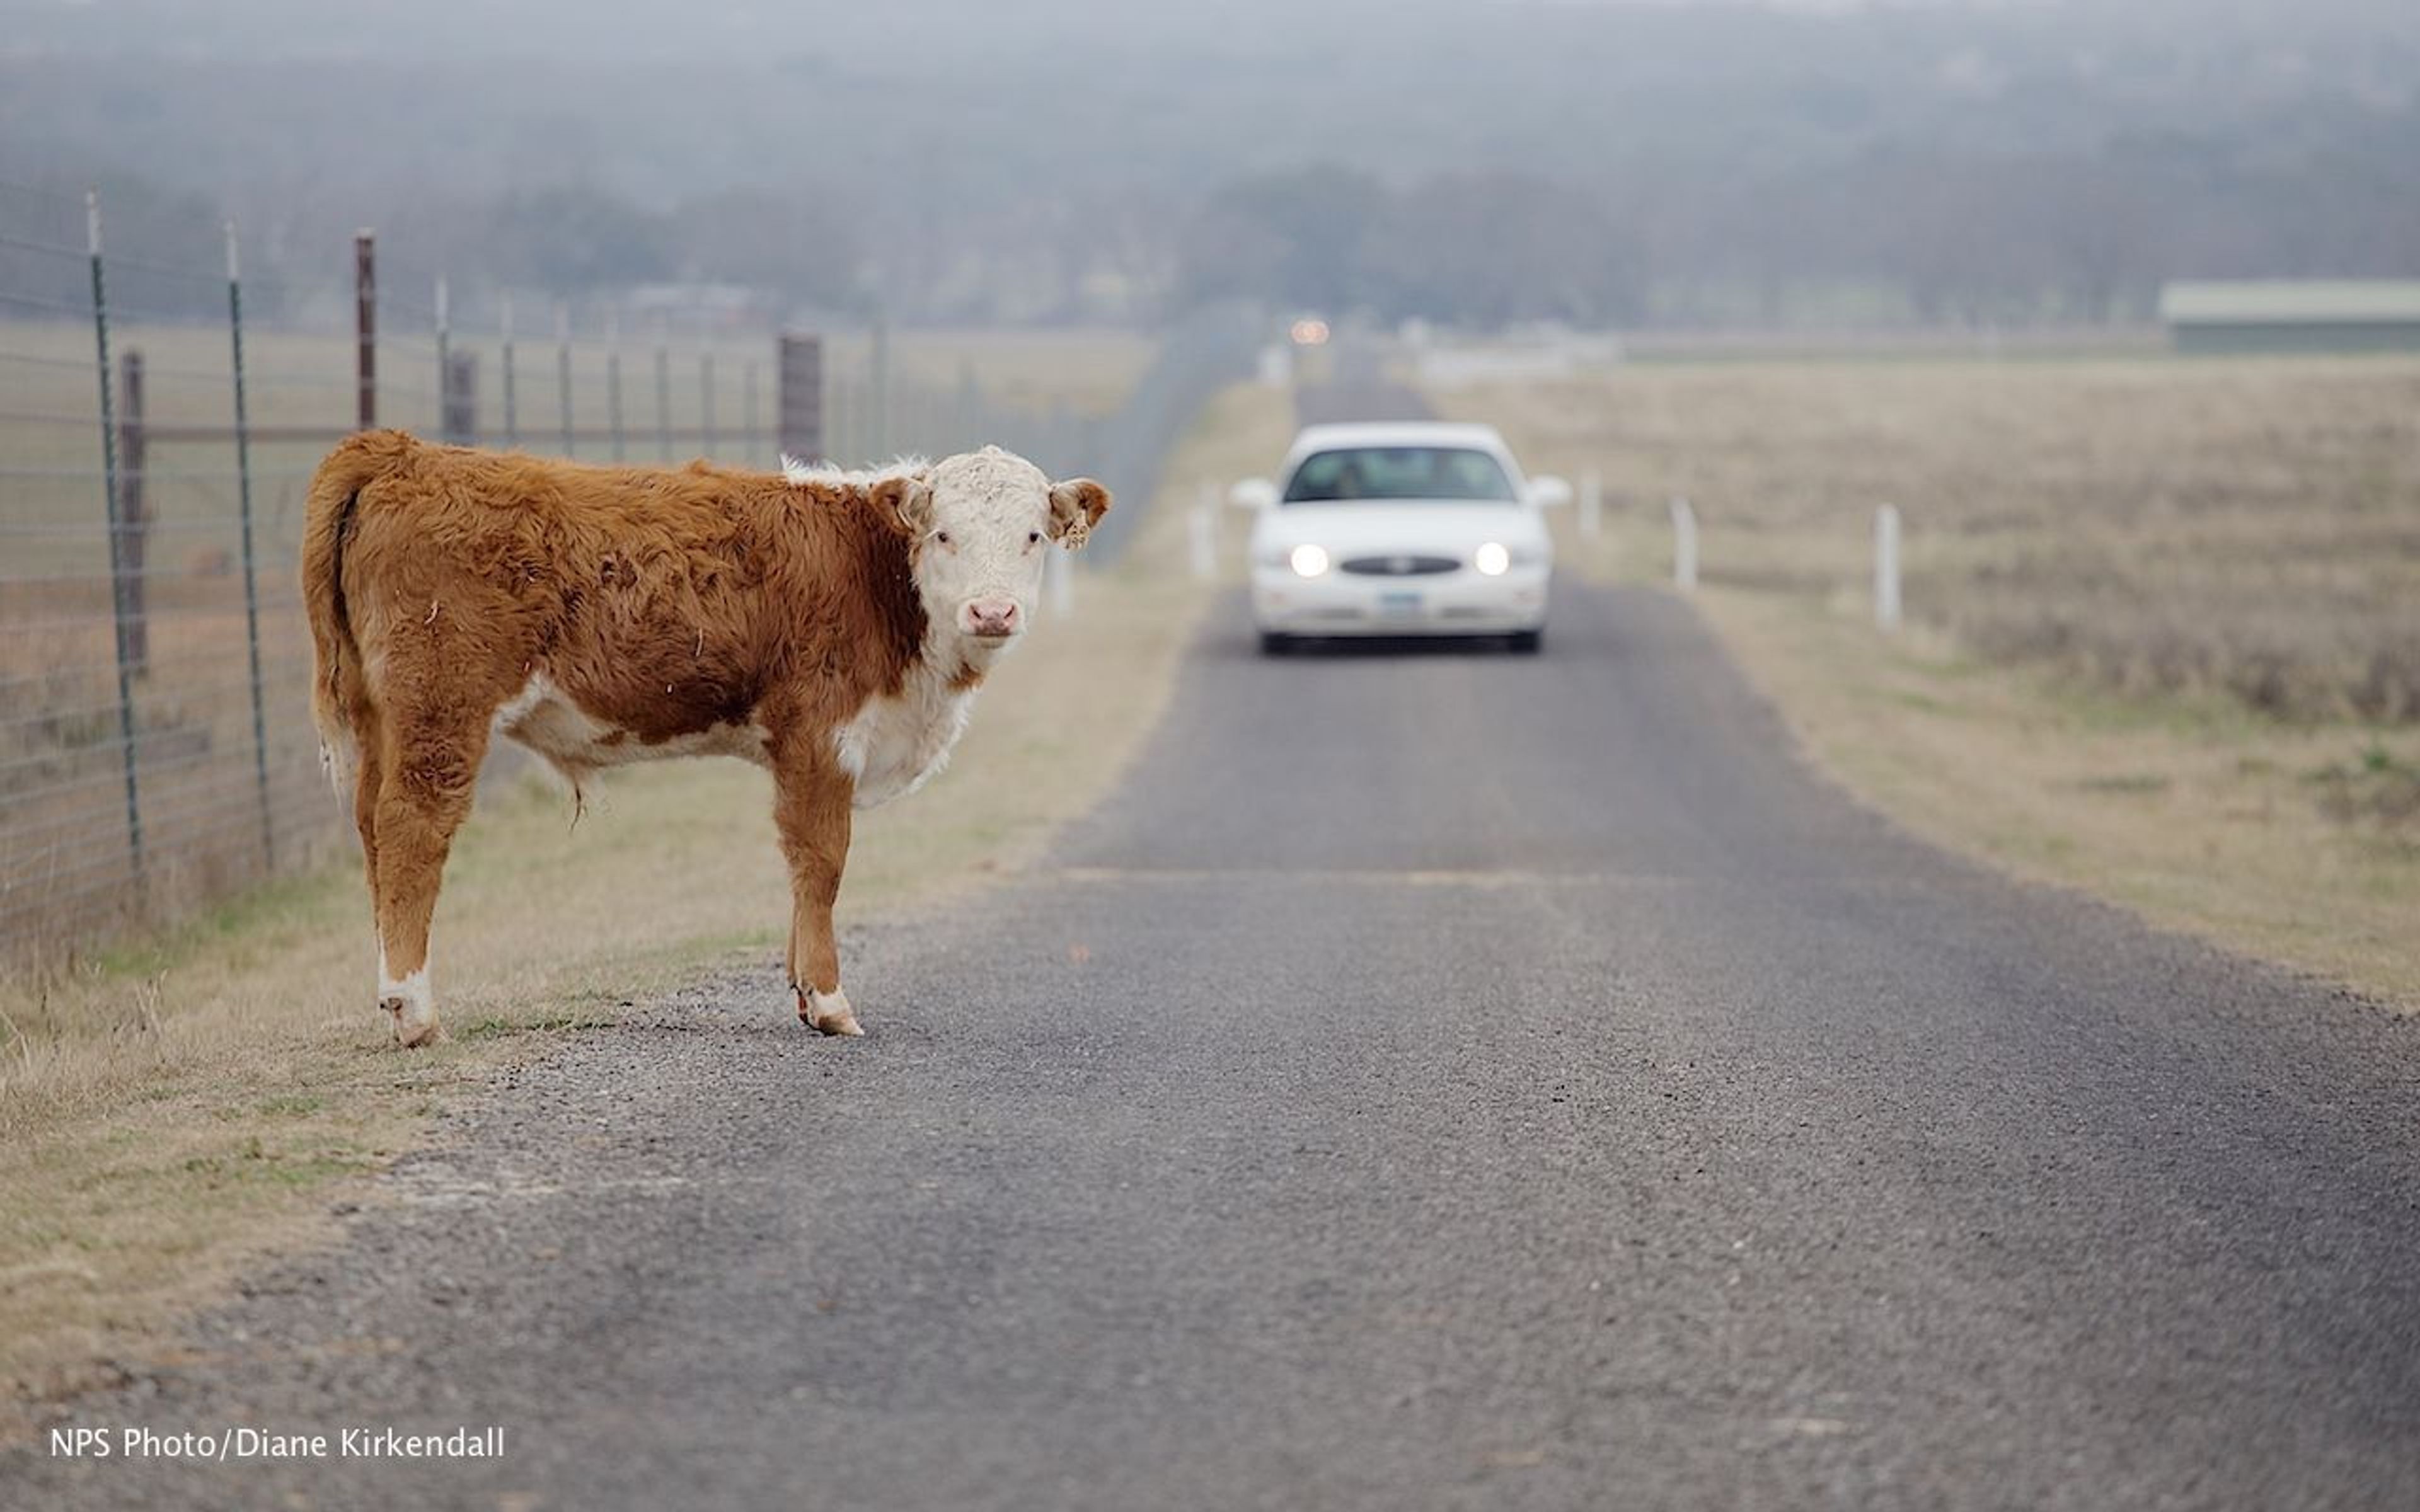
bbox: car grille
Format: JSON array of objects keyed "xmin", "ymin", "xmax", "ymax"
[{"xmin": 1338, "ymin": 554, "xmax": 1459, "ymax": 577}]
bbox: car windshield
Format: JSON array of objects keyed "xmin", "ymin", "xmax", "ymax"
[{"xmin": 1281, "ymin": 446, "xmax": 1518, "ymax": 504}]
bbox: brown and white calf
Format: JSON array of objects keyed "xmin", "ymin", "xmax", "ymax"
[{"xmin": 301, "ymin": 432, "xmax": 1109, "ymax": 1046}]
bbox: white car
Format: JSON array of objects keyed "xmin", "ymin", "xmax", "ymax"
[{"xmin": 1233, "ymin": 422, "xmax": 1567, "ymax": 654}]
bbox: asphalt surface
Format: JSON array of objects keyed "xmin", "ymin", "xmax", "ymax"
[{"xmin": 10, "ymin": 403, "xmax": 2420, "ymax": 1510}]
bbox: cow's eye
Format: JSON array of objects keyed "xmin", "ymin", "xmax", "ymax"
[
  {"xmin": 935, "ymin": 530, "xmax": 952, "ymax": 546},
  {"xmin": 1027, "ymin": 530, "xmax": 1042, "ymax": 545}
]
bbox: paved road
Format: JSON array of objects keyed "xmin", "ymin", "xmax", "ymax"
[{"xmin": 11, "ymin": 436, "xmax": 2420, "ymax": 1510}]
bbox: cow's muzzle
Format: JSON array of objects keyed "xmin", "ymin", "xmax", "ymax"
[{"xmin": 960, "ymin": 597, "xmax": 1022, "ymax": 640}]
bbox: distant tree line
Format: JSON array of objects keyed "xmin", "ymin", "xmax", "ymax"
[
  {"xmin": 8, "ymin": 0, "xmax": 2418, "ymax": 333},
  {"xmin": 1173, "ymin": 108, "xmax": 2420, "ymax": 331}
]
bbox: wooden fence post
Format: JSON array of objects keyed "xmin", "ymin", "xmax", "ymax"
[
  {"xmin": 354, "ymin": 230, "xmax": 376, "ymax": 430},
  {"xmin": 778, "ymin": 333, "xmax": 824, "ymax": 463}
]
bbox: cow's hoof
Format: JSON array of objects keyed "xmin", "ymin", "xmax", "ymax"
[
  {"xmin": 383, "ymin": 997, "xmax": 444, "ymax": 1049},
  {"xmin": 798, "ymin": 987, "xmax": 864, "ymax": 1038}
]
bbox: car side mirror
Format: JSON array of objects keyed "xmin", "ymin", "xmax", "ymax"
[
  {"xmin": 1229, "ymin": 478, "xmax": 1278, "ymax": 512},
  {"xmin": 1527, "ymin": 475, "xmax": 1574, "ymax": 510}
]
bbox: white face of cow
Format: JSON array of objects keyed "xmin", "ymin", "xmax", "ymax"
[{"xmin": 873, "ymin": 447, "xmax": 1110, "ymax": 652}]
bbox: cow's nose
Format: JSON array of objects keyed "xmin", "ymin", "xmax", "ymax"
[{"xmin": 962, "ymin": 598, "xmax": 1020, "ymax": 638}]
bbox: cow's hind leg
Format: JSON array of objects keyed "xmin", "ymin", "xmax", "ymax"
[
  {"xmin": 773, "ymin": 755, "xmax": 861, "ymax": 1037},
  {"xmin": 351, "ymin": 707, "xmax": 384, "ymax": 922},
  {"xmin": 371, "ymin": 713, "xmax": 491, "ymax": 1047}
]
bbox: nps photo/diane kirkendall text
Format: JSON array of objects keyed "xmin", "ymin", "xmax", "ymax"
[{"xmin": 49, "ymin": 1426, "xmax": 505, "ymax": 1462}]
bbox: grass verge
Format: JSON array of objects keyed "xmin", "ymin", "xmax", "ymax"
[{"xmin": 1693, "ymin": 587, "xmax": 2419, "ymax": 1009}]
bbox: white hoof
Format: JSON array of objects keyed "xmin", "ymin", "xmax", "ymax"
[
  {"xmin": 797, "ymin": 986, "xmax": 864, "ymax": 1038},
  {"xmin": 380, "ymin": 963, "xmax": 442, "ymax": 1048}
]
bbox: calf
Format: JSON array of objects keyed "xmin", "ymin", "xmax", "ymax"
[{"xmin": 301, "ymin": 432, "xmax": 1109, "ymax": 1046}]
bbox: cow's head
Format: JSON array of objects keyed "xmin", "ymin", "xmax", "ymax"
[{"xmin": 870, "ymin": 446, "xmax": 1110, "ymax": 651}]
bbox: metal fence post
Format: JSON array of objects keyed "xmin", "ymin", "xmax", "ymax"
[
  {"xmin": 868, "ymin": 316, "xmax": 890, "ymax": 461},
  {"xmin": 499, "ymin": 293, "xmax": 518, "ymax": 448},
  {"xmin": 226, "ymin": 220, "xmax": 274, "ymax": 868},
  {"xmin": 1874, "ymin": 503, "xmax": 1903, "ymax": 632},
  {"xmin": 115, "ymin": 347, "xmax": 149, "ymax": 674},
  {"xmin": 434, "ymin": 274, "xmax": 451, "ymax": 438},
  {"xmin": 1669, "ymin": 496, "xmax": 1698, "ymax": 591},
  {"xmin": 89, "ymin": 192, "xmax": 144, "ymax": 885},
  {"xmin": 654, "ymin": 314, "xmax": 672, "ymax": 461},
  {"xmin": 555, "ymin": 300, "xmax": 574, "ymax": 457},
  {"xmin": 354, "ymin": 229, "xmax": 376, "ymax": 430},
  {"xmin": 606, "ymin": 307, "xmax": 625, "ymax": 462},
  {"xmin": 778, "ymin": 333, "xmax": 824, "ymax": 463},
  {"xmin": 742, "ymin": 358, "xmax": 759, "ymax": 461}
]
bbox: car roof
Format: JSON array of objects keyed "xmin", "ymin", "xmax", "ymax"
[{"xmin": 1284, "ymin": 421, "xmax": 1511, "ymax": 462}]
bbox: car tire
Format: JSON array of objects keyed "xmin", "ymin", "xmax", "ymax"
[
  {"xmin": 1258, "ymin": 631, "xmax": 1294, "ymax": 656},
  {"xmin": 1507, "ymin": 629, "xmax": 1543, "ymax": 655}
]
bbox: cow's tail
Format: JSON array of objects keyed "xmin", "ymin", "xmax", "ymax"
[{"xmin": 302, "ymin": 429, "xmax": 413, "ymax": 793}]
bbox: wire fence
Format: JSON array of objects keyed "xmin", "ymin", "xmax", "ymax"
[{"xmin": 0, "ymin": 178, "xmax": 1262, "ymax": 970}]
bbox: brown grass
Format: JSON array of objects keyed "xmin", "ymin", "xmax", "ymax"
[
  {"xmin": 0, "ymin": 374, "xmax": 1299, "ymax": 1435},
  {"xmin": 1439, "ymin": 355, "xmax": 2420, "ymax": 1008},
  {"xmin": 1459, "ymin": 357, "xmax": 2420, "ymax": 723}
]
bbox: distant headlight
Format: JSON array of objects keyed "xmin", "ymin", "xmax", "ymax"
[
  {"xmin": 1474, "ymin": 542, "xmax": 1512, "ymax": 577},
  {"xmin": 1290, "ymin": 543, "xmax": 1330, "ymax": 578}
]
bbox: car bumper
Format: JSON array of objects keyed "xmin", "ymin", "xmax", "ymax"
[{"xmin": 1251, "ymin": 565, "xmax": 1549, "ymax": 636}]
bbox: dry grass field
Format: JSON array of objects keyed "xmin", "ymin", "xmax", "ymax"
[
  {"xmin": 1444, "ymin": 355, "xmax": 2420, "ymax": 1007},
  {"xmin": 0, "ymin": 370, "xmax": 1296, "ymax": 1433}
]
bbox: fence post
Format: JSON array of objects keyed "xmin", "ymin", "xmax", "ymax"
[
  {"xmin": 555, "ymin": 300, "xmax": 574, "ymax": 457},
  {"xmin": 433, "ymin": 274, "xmax": 450, "ymax": 439},
  {"xmin": 443, "ymin": 352, "xmax": 478, "ymax": 444},
  {"xmin": 1669, "ymin": 495, "xmax": 1698, "ymax": 591},
  {"xmin": 654, "ymin": 314, "xmax": 672, "ymax": 461},
  {"xmin": 499, "ymin": 293, "xmax": 517, "ymax": 448},
  {"xmin": 89, "ymin": 192, "xmax": 144, "ymax": 886},
  {"xmin": 742, "ymin": 358, "xmax": 759, "ymax": 461},
  {"xmin": 1580, "ymin": 467, "xmax": 1603, "ymax": 539},
  {"xmin": 226, "ymin": 220, "xmax": 274, "ymax": 868},
  {"xmin": 1874, "ymin": 503, "xmax": 1903, "ymax": 632},
  {"xmin": 354, "ymin": 229, "xmax": 376, "ymax": 430},
  {"xmin": 778, "ymin": 333, "xmax": 824, "ymax": 462},
  {"xmin": 868, "ymin": 316, "xmax": 890, "ymax": 461},
  {"xmin": 1189, "ymin": 481, "xmax": 1216, "ymax": 581},
  {"xmin": 606, "ymin": 306, "xmax": 625, "ymax": 462},
  {"xmin": 700, "ymin": 340, "xmax": 717, "ymax": 457},
  {"xmin": 115, "ymin": 348, "xmax": 149, "ymax": 674}
]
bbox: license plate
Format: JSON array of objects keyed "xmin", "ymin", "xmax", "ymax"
[{"xmin": 1377, "ymin": 590, "xmax": 1424, "ymax": 617}]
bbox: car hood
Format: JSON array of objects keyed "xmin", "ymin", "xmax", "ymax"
[{"xmin": 1250, "ymin": 501, "xmax": 1550, "ymax": 556}]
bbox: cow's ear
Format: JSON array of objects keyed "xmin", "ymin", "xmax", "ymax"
[
  {"xmin": 867, "ymin": 474, "xmax": 934, "ymax": 538},
  {"xmin": 1047, "ymin": 478, "xmax": 1111, "ymax": 549}
]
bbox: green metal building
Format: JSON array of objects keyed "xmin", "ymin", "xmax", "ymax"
[{"xmin": 2160, "ymin": 281, "xmax": 2420, "ymax": 355}]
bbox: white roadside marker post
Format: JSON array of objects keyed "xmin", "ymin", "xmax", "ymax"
[
  {"xmin": 1580, "ymin": 468, "xmax": 1603, "ymax": 539},
  {"xmin": 1874, "ymin": 503, "xmax": 1903, "ymax": 633},
  {"xmin": 1669, "ymin": 496, "xmax": 1698, "ymax": 592},
  {"xmin": 1189, "ymin": 481, "xmax": 1217, "ymax": 582},
  {"xmin": 1046, "ymin": 541, "xmax": 1073, "ymax": 621}
]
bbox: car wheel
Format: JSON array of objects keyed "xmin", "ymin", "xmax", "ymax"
[
  {"xmin": 1258, "ymin": 631, "xmax": 1294, "ymax": 656},
  {"xmin": 1507, "ymin": 629, "xmax": 1542, "ymax": 655}
]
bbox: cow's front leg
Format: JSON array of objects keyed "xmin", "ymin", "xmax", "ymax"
[{"xmin": 773, "ymin": 753, "xmax": 861, "ymax": 1037}]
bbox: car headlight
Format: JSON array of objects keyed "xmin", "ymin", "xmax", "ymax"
[
  {"xmin": 1290, "ymin": 543, "xmax": 1330, "ymax": 578},
  {"xmin": 1474, "ymin": 542, "xmax": 1511, "ymax": 577}
]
